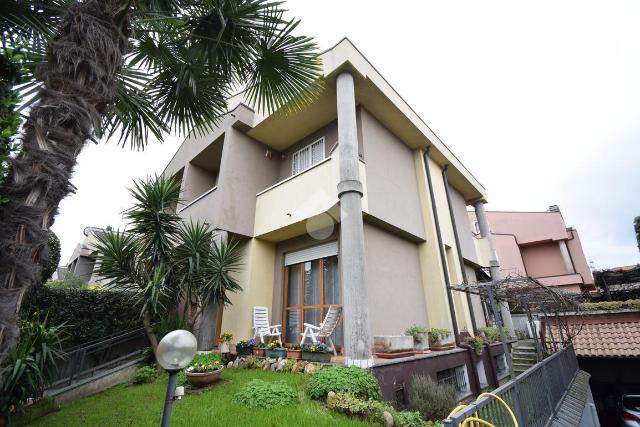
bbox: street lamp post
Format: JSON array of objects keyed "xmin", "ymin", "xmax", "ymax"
[{"xmin": 156, "ymin": 330, "xmax": 197, "ymax": 427}]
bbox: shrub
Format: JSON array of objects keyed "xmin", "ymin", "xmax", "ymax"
[
  {"xmin": 0, "ymin": 315, "xmax": 66, "ymax": 419},
  {"xmin": 233, "ymin": 379, "xmax": 297, "ymax": 408},
  {"xmin": 581, "ymin": 299, "xmax": 640, "ymax": 311},
  {"xmin": 410, "ymin": 375, "xmax": 456, "ymax": 422},
  {"xmin": 394, "ymin": 410, "xmax": 429, "ymax": 427},
  {"xmin": 176, "ymin": 370, "xmax": 187, "ymax": 386},
  {"xmin": 45, "ymin": 273, "xmax": 87, "ymax": 290},
  {"xmin": 20, "ymin": 287, "xmax": 141, "ymax": 348},
  {"xmin": 306, "ymin": 366, "xmax": 380, "ymax": 400},
  {"xmin": 130, "ymin": 366, "xmax": 158, "ymax": 385},
  {"xmin": 331, "ymin": 392, "xmax": 427, "ymax": 427}
]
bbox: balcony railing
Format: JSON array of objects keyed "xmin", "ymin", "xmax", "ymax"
[
  {"xmin": 177, "ymin": 186, "xmax": 218, "ymax": 223},
  {"xmin": 444, "ymin": 344, "xmax": 579, "ymax": 427}
]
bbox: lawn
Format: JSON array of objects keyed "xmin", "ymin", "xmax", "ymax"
[{"xmin": 30, "ymin": 368, "xmax": 377, "ymax": 427}]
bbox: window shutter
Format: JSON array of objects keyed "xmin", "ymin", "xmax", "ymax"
[{"xmin": 284, "ymin": 241, "xmax": 338, "ymax": 266}]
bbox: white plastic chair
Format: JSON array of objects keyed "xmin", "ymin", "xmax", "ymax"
[
  {"xmin": 300, "ymin": 305, "xmax": 342, "ymax": 356},
  {"xmin": 252, "ymin": 306, "xmax": 282, "ymax": 344}
]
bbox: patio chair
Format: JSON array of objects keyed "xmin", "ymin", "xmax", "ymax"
[
  {"xmin": 252, "ymin": 306, "xmax": 282, "ymax": 344},
  {"xmin": 300, "ymin": 305, "xmax": 342, "ymax": 356}
]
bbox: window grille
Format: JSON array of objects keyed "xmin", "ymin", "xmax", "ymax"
[
  {"xmin": 292, "ymin": 137, "xmax": 325, "ymax": 175},
  {"xmin": 437, "ymin": 365, "xmax": 469, "ymax": 394}
]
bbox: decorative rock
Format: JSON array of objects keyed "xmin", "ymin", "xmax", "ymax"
[
  {"xmin": 227, "ymin": 361, "xmax": 234, "ymax": 369},
  {"xmin": 304, "ymin": 363, "xmax": 317, "ymax": 375},
  {"xmin": 276, "ymin": 359, "xmax": 287, "ymax": 371},
  {"xmin": 270, "ymin": 362, "xmax": 277, "ymax": 371},
  {"xmin": 382, "ymin": 411, "xmax": 394, "ymax": 427},
  {"xmin": 326, "ymin": 391, "xmax": 337, "ymax": 409},
  {"xmin": 268, "ymin": 357, "xmax": 277, "ymax": 364},
  {"xmin": 291, "ymin": 362, "xmax": 301, "ymax": 373},
  {"xmin": 262, "ymin": 360, "xmax": 270, "ymax": 370},
  {"xmin": 233, "ymin": 359, "xmax": 240, "ymax": 368}
]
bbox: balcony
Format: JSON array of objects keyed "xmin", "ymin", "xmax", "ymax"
[
  {"xmin": 254, "ymin": 151, "xmax": 368, "ymax": 241},
  {"xmin": 177, "ymin": 186, "xmax": 219, "ymax": 224}
]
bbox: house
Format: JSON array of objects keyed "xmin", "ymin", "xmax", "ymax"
[
  {"xmin": 468, "ymin": 206, "xmax": 595, "ymax": 293},
  {"xmin": 65, "ymin": 226, "xmax": 105, "ymax": 283},
  {"xmin": 162, "ymin": 38, "xmax": 512, "ymax": 366}
]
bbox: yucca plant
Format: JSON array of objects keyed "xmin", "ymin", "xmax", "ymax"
[
  {"xmin": 0, "ymin": 0, "xmax": 322, "ymax": 362},
  {"xmin": 93, "ymin": 175, "xmax": 243, "ymax": 357}
]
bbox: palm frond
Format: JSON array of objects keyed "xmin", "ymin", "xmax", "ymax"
[
  {"xmin": 201, "ymin": 237, "xmax": 243, "ymax": 307},
  {"xmin": 92, "ymin": 229, "xmax": 142, "ymax": 291},
  {"xmin": 124, "ymin": 175, "xmax": 182, "ymax": 266},
  {"xmin": 242, "ymin": 13, "xmax": 323, "ymax": 115}
]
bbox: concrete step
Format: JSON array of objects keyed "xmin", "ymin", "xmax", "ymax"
[
  {"xmin": 513, "ymin": 346, "xmax": 536, "ymax": 352},
  {"xmin": 511, "ymin": 357, "xmax": 536, "ymax": 365}
]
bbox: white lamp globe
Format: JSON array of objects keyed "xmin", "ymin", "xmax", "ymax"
[{"xmin": 156, "ymin": 330, "xmax": 197, "ymax": 371}]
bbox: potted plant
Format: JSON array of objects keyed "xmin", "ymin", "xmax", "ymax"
[
  {"xmin": 236, "ymin": 338, "xmax": 255, "ymax": 356},
  {"xmin": 287, "ymin": 344, "xmax": 302, "ymax": 359},
  {"xmin": 428, "ymin": 328, "xmax": 455, "ymax": 350},
  {"xmin": 405, "ymin": 324, "xmax": 429, "ymax": 351},
  {"xmin": 301, "ymin": 343, "xmax": 332, "ymax": 363},
  {"xmin": 265, "ymin": 340, "xmax": 287, "ymax": 358},
  {"xmin": 463, "ymin": 335, "xmax": 486, "ymax": 356},
  {"xmin": 185, "ymin": 353, "xmax": 224, "ymax": 388},
  {"xmin": 219, "ymin": 332, "xmax": 233, "ymax": 353},
  {"xmin": 253, "ymin": 341, "xmax": 267, "ymax": 357}
]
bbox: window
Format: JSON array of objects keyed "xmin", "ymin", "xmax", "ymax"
[
  {"xmin": 437, "ymin": 365, "xmax": 470, "ymax": 397},
  {"xmin": 494, "ymin": 354, "xmax": 508, "ymax": 378},
  {"xmin": 473, "ymin": 221, "xmax": 480, "ymax": 235},
  {"xmin": 284, "ymin": 255, "xmax": 341, "ymax": 346},
  {"xmin": 292, "ymin": 137, "xmax": 325, "ymax": 175}
]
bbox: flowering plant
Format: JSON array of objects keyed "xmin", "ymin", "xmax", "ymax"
[
  {"xmin": 236, "ymin": 339, "xmax": 255, "ymax": 352},
  {"xmin": 301, "ymin": 343, "xmax": 327, "ymax": 353},
  {"xmin": 219, "ymin": 332, "xmax": 234, "ymax": 343},
  {"xmin": 254, "ymin": 341, "xmax": 267, "ymax": 349},
  {"xmin": 287, "ymin": 344, "xmax": 301, "ymax": 350},
  {"xmin": 186, "ymin": 353, "xmax": 223, "ymax": 373},
  {"xmin": 267, "ymin": 340, "xmax": 284, "ymax": 349}
]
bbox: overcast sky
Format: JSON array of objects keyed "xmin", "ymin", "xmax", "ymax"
[{"xmin": 52, "ymin": 0, "xmax": 640, "ymax": 270}]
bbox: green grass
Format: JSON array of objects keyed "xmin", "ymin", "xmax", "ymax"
[{"xmin": 30, "ymin": 368, "xmax": 377, "ymax": 427}]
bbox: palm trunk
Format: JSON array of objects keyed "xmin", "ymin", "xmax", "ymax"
[
  {"xmin": 0, "ymin": 0, "xmax": 130, "ymax": 362},
  {"xmin": 196, "ymin": 301, "xmax": 219, "ymax": 351}
]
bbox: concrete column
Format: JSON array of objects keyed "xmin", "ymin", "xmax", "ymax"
[
  {"xmin": 473, "ymin": 202, "xmax": 514, "ymax": 332},
  {"xmin": 336, "ymin": 72, "xmax": 373, "ymax": 368},
  {"xmin": 558, "ymin": 240, "xmax": 575, "ymax": 274}
]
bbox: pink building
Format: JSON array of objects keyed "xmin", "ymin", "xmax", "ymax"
[{"xmin": 468, "ymin": 205, "xmax": 595, "ymax": 293}]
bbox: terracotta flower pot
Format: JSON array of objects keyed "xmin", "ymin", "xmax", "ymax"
[
  {"xmin": 253, "ymin": 348, "xmax": 266, "ymax": 357},
  {"xmin": 186, "ymin": 366, "xmax": 224, "ymax": 388},
  {"xmin": 287, "ymin": 349, "xmax": 302, "ymax": 359}
]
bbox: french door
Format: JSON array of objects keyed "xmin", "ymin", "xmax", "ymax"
[{"xmin": 283, "ymin": 255, "xmax": 342, "ymax": 346}]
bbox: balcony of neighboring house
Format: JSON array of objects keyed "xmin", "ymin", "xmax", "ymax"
[
  {"xmin": 176, "ymin": 135, "xmax": 223, "ymax": 224},
  {"xmin": 253, "ymin": 144, "xmax": 368, "ymax": 242}
]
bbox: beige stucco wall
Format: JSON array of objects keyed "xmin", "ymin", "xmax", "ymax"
[
  {"xmin": 449, "ymin": 188, "xmax": 478, "ymax": 265},
  {"xmin": 361, "ymin": 109, "xmax": 425, "ymax": 240},
  {"xmin": 181, "ymin": 163, "xmax": 217, "ymax": 204},
  {"xmin": 215, "ymin": 128, "xmax": 280, "ymax": 237},
  {"xmin": 364, "ymin": 223, "xmax": 427, "ymax": 335},
  {"xmin": 220, "ymin": 237, "xmax": 276, "ymax": 340}
]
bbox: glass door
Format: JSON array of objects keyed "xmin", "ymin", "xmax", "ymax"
[{"xmin": 284, "ymin": 255, "xmax": 342, "ymax": 346}]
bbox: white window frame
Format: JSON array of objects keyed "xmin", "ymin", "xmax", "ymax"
[{"xmin": 291, "ymin": 137, "xmax": 325, "ymax": 175}]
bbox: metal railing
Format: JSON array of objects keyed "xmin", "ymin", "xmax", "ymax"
[
  {"xmin": 49, "ymin": 327, "xmax": 149, "ymax": 389},
  {"xmin": 444, "ymin": 344, "xmax": 579, "ymax": 427}
]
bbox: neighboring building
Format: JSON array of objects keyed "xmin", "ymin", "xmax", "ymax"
[
  {"xmin": 468, "ymin": 206, "xmax": 595, "ymax": 293},
  {"xmin": 162, "ymin": 38, "xmax": 510, "ymax": 363},
  {"xmin": 65, "ymin": 226, "xmax": 105, "ymax": 283}
]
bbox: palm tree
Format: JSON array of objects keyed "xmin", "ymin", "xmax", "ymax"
[
  {"xmin": 0, "ymin": 0, "xmax": 321, "ymax": 360},
  {"xmin": 93, "ymin": 175, "xmax": 243, "ymax": 358}
]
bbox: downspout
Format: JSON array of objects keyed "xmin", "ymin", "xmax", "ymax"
[
  {"xmin": 442, "ymin": 165, "xmax": 478, "ymax": 332},
  {"xmin": 422, "ymin": 147, "xmax": 459, "ymax": 344}
]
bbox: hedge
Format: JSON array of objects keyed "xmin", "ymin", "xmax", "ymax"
[
  {"xmin": 21, "ymin": 287, "xmax": 142, "ymax": 348},
  {"xmin": 580, "ymin": 299, "xmax": 640, "ymax": 312}
]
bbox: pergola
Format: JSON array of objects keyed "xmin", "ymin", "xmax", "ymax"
[{"xmin": 450, "ymin": 274, "xmax": 585, "ymax": 378}]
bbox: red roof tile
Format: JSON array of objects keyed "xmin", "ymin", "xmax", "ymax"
[{"xmin": 552, "ymin": 320, "xmax": 640, "ymax": 358}]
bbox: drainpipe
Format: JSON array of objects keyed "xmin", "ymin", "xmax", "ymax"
[
  {"xmin": 422, "ymin": 148, "xmax": 459, "ymax": 344},
  {"xmin": 442, "ymin": 165, "xmax": 477, "ymax": 333}
]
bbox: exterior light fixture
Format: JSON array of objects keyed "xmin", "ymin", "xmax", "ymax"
[{"xmin": 157, "ymin": 330, "xmax": 197, "ymax": 427}]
